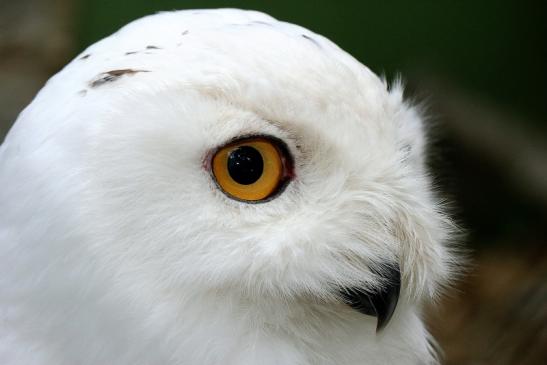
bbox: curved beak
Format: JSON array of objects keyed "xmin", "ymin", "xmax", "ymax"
[{"xmin": 340, "ymin": 264, "xmax": 401, "ymax": 332}]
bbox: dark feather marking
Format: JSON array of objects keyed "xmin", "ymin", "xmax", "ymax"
[
  {"xmin": 90, "ymin": 69, "xmax": 150, "ymax": 88},
  {"xmin": 401, "ymin": 144, "xmax": 412, "ymax": 158},
  {"xmin": 146, "ymin": 45, "xmax": 161, "ymax": 49},
  {"xmin": 182, "ymin": 30, "xmax": 189, "ymax": 35},
  {"xmin": 79, "ymin": 54, "xmax": 91, "ymax": 60},
  {"xmin": 251, "ymin": 21, "xmax": 273, "ymax": 26},
  {"xmin": 125, "ymin": 51, "xmax": 138, "ymax": 55},
  {"xmin": 301, "ymin": 34, "xmax": 321, "ymax": 48}
]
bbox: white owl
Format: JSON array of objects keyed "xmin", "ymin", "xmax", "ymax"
[{"xmin": 0, "ymin": 9, "xmax": 458, "ymax": 365}]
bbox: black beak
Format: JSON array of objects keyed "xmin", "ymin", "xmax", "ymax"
[{"xmin": 340, "ymin": 264, "xmax": 400, "ymax": 332}]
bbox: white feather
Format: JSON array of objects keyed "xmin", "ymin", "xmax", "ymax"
[{"xmin": 0, "ymin": 9, "xmax": 458, "ymax": 364}]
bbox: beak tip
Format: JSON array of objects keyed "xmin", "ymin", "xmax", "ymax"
[{"xmin": 340, "ymin": 263, "xmax": 401, "ymax": 334}]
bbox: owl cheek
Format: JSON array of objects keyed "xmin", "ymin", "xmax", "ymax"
[{"xmin": 339, "ymin": 264, "xmax": 401, "ymax": 332}]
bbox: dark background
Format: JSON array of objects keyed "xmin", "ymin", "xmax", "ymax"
[{"xmin": 1, "ymin": 1, "xmax": 545, "ymax": 364}]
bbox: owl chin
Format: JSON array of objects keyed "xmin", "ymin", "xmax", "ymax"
[{"xmin": 339, "ymin": 264, "xmax": 401, "ymax": 332}]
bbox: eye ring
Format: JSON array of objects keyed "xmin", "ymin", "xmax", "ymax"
[{"xmin": 209, "ymin": 135, "xmax": 294, "ymax": 203}]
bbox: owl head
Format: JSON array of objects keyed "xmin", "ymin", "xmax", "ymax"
[{"xmin": 1, "ymin": 8, "xmax": 458, "ymax": 364}]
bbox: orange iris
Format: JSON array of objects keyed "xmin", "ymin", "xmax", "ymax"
[{"xmin": 212, "ymin": 137, "xmax": 286, "ymax": 202}]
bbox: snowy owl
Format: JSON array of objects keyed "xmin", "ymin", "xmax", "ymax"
[{"xmin": 0, "ymin": 8, "xmax": 457, "ymax": 365}]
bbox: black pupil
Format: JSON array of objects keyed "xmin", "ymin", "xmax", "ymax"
[{"xmin": 227, "ymin": 146, "xmax": 264, "ymax": 185}]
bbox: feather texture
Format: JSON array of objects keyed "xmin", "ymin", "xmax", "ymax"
[{"xmin": 0, "ymin": 9, "xmax": 458, "ymax": 365}]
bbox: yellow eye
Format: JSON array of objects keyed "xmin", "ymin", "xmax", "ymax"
[{"xmin": 211, "ymin": 136, "xmax": 292, "ymax": 202}]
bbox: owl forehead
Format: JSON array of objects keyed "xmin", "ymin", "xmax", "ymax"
[{"xmin": 65, "ymin": 9, "xmax": 389, "ymax": 127}]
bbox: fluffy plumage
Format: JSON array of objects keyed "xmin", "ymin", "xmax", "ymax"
[{"xmin": 0, "ymin": 9, "xmax": 457, "ymax": 365}]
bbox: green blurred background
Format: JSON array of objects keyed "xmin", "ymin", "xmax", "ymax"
[{"xmin": 1, "ymin": 1, "xmax": 545, "ymax": 364}]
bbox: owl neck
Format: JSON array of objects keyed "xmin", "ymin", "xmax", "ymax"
[{"xmin": 158, "ymin": 288, "xmax": 436, "ymax": 365}]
